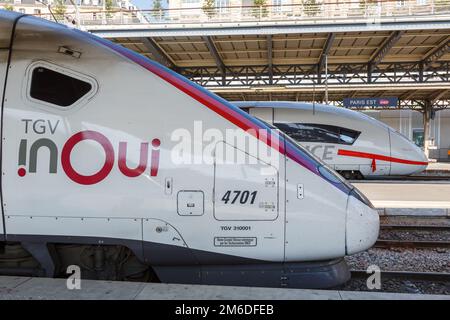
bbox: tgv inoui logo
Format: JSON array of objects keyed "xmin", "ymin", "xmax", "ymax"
[{"xmin": 17, "ymin": 119, "xmax": 161, "ymax": 185}]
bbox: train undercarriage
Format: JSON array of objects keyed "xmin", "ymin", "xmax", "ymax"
[
  {"xmin": 0, "ymin": 241, "xmax": 351, "ymax": 289},
  {"xmin": 336, "ymin": 170, "xmax": 365, "ymax": 180},
  {"xmin": 0, "ymin": 242, "xmax": 158, "ymax": 282}
]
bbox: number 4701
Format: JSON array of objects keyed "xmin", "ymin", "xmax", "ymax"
[{"xmin": 221, "ymin": 190, "xmax": 257, "ymax": 204}]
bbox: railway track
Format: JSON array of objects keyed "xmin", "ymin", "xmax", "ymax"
[
  {"xmin": 375, "ymin": 239, "xmax": 450, "ymax": 249},
  {"xmin": 397, "ymin": 175, "xmax": 450, "ymax": 181},
  {"xmin": 351, "ymin": 270, "xmax": 450, "ymax": 283},
  {"xmin": 381, "ymin": 224, "xmax": 450, "ymax": 232},
  {"xmin": 348, "ymin": 222, "xmax": 449, "ymax": 294},
  {"xmin": 377, "ymin": 224, "xmax": 450, "ymax": 248}
]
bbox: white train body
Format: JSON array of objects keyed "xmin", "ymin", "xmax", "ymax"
[
  {"xmin": 235, "ymin": 102, "xmax": 428, "ymax": 179},
  {"xmin": 0, "ymin": 11, "xmax": 379, "ymax": 288}
]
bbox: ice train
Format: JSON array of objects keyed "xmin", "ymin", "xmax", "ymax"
[
  {"xmin": 0, "ymin": 11, "xmax": 379, "ymax": 288},
  {"xmin": 235, "ymin": 101, "xmax": 429, "ymax": 179}
]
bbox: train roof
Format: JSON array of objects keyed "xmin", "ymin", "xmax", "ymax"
[
  {"xmin": 0, "ymin": 10, "xmax": 22, "ymax": 47},
  {"xmin": 233, "ymin": 101, "xmax": 392, "ymax": 129},
  {"xmin": 233, "ymin": 101, "xmax": 355, "ymax": 115}
]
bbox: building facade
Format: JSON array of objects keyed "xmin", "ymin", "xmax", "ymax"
[
  {"xmin": 0, "ymin": 0, "xmax": 144, "ymax": 24},
  {"xmin": 166, "ymin": 0, "xmax": 441, "ymax": 21}
]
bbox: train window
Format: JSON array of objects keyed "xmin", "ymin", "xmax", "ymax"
[
  {"xmin": 274, "ymin": 123, "xmax": 360, "ymax": 145},
  {"xmin": 339, "ymin": 128, "xmax": 360, "ymax": 145},
  {"xmin": 274, "ymin": 123, "xmax": 339, "ymax": 144},
  {"xmin": 29, "ymin": 66, "xmax": 93, "ymax": 107}
]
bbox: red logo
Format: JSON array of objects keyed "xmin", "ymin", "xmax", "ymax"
[{"xmin": 18, "ymin": 130, "xmax": 161, "ymax": 185}]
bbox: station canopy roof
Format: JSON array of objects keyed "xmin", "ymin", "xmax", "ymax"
[{"xmin": 83, "ymin": 3, "xmax": 450, "ymax": 109}]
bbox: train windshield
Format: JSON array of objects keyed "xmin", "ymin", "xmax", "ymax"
[
  {"xmin": 257, "ymin": 119, "xmax": 327, "ymax": 166},
  {"xmin": 273, "ymin": 123, "xmax": 360, "ymax": 145},
  {"xmin": 279, "ymin": 128, "xmax": 353, "ymax": 191},
  {"xmin": 256, "ymin": 119, "xmax": 328, "ymax": 167},
  {"xmin": 281, "ymin": 129, "xmax": 327, "ymax": 166}
]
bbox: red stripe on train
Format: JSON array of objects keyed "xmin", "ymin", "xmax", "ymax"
[{"xmin": 337, "ymin": 149, "xmax": 428, "ymax": 166}]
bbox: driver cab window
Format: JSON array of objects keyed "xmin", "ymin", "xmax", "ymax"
[
  {"xmin": 30, "ymin": 67, "xmax": 92, "ymax": 107},
  {"xmin": 274, "ymin": 123, "xmax": 360, "ymax": 145},
  {"xmin": 27, "ymin": 62, "xmax": 97, "ymax": 109}
]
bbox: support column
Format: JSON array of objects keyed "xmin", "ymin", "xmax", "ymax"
[
  {"xmin": 423, "ymin": 101, "xmax": 432, "ymax": 160},
  {"xmin": 419, "ymin": 61, "xmax": 424, "ymax": 83},
  {"xmin": 267, "ymin": 35, "xmax": 273, "ymax": 85}
]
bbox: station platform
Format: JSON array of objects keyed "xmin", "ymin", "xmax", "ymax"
[
  {"xmin": 425, "ymin": 162, "xmax": 450, "ymax": 174},
  {"xmin": 0, "ymin": 276, "xmax": 449, "ymax": 300},
  {"xmin": 352, "ymin": 182, "xmax": 450, "ymax": 216}
]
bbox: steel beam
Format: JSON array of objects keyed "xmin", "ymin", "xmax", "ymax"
[
  {"xmin": 400, "ymin": 91, "xmax": 417, "ymax": 101},
  {"xmin": 422, "ymin": 37, "xmax": 450, "ymax": 70},
  {"xmin": 140, "ymin": 37, "xmax": 175, "ymax": 69},
  {"xmin": 368, "ymin": 31, "xmax": 404, "ymax": 82},
  {"xmin": 203, "ymin": 36, "xmax": 225, "ymax": 76},
  {"xmin": 428, "ymin": 89, "xmax": 449, "ymax": 105},
  {"xmin": 179, "ymin": 61, "xmax": 450, "ymax": 88},
  {"xmin": 370, "ymin": 31, "xmax": 404, "ymax": 66}
]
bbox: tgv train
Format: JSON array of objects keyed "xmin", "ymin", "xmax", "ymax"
[
  {"xmin": 235, "ymin": 101, "xmax": 429, "ymax": 179},
  {"xmin": 0, "ymin": 11, "xmax": 379, "ymax": 289}
]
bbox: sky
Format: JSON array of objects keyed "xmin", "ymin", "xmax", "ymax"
[{"xmin": 132, "ymin": 0, "xmax": 168, "ymax": 10}]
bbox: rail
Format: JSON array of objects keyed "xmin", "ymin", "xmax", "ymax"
[
  {"xmin": 375, "ymin": 239, "xmax": 450, "ymax": 249},
  {"xmin": 381, "ymin": 224, "xmax": 450, "ymax": 232},
  {"xmin": 351, "ymin": 270, "xmax": 450, "ymax": 282}
]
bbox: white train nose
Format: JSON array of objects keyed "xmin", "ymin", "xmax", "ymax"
[
  {"xmin": 389, "ymin": 129, "xmax": 428, "ymax": 175},
  {"xmin": 345, "ymin": 191, "xmax": 379, "ymax": 255},
  {"xmin": 412, "ymin": 147, "xmax": 429, "ymax": 173}
]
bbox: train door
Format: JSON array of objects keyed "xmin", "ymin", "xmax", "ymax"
[
  {"xmin": 0, "ymin": 15, "xmax": 14, "ymax": 242},
  {"xmin": 0, "ymin": 49, "xmax": 6, "ymax": 241},
  {"xmin": 212, "ymin": 140, "xmax": 285, "ymax": 262}
]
